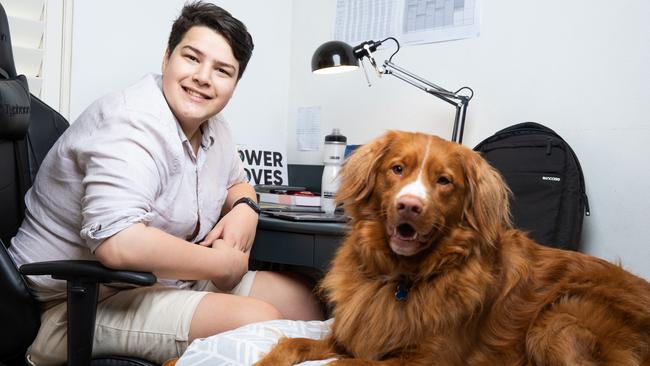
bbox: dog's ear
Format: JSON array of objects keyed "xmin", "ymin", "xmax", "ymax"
[
  {"xmin": 336, "ymin": 131, "xmax": 393, "ymax": 207},
  {"xmin": 460, "ymin": 148, "xmax": 513, "ymax": 245}
]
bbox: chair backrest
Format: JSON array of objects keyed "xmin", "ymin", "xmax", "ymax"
[
  {"xmin": 0, "ymin": 3, "xmax": 67, "ymax": 364},
  {"xmin": 0, "ymin": 7, "xmax": 69, "ymax": 246},
  {"xmin": 0, "ymin": 2, "xmax": 30, "ymax": 246},
  {"xmin": 0, "ymin": 4, "xmax": 16, "ymax": 79}
]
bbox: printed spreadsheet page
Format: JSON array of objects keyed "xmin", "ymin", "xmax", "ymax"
[{"xmin": 333, "ymin": 0, "xmax": 480, "ymax": 46}]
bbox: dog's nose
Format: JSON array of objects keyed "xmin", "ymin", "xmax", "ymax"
[{"xmin": 396, "ymin": 195, "xmax": 424, "ymax": 217}]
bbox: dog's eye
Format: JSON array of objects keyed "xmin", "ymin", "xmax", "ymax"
[
  {"xmin": 391, "ymin": 165, "xmax": 403, "ymax": 175},
  {"xmin": 437, "ymin": 176, "xmax": 451, "ymax": 185}
]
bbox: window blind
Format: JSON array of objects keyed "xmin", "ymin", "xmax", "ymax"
[{"xmin": 4, "ymin": 0, "xmax": 46, "ymax": 97}]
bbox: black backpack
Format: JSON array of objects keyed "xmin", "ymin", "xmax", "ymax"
[{"xmin": 473, "ymin": 122, "xmax": 590, "ymax": 251}]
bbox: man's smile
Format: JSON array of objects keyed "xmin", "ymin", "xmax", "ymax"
[{"xmin": 182, "ymin": 86, "xmax": 212, "ymax": 100}]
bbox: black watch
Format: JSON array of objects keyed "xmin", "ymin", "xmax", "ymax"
[{"xmin": 232, "ymin": 197, "xmax": 260, "ymax": 215}]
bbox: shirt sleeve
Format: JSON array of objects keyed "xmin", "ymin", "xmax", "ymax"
[
  {"xmin": 227, "ymin": 147, "xmax": 247, "ymax": 188},
  {"xmin": 75, "ymin": 114, "xmax": 171, "ymax": 252},
  {"xmin": 213, "ymin": 114, "xmax": 247, "ymax": 189}
]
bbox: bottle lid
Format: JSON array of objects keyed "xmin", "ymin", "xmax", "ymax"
[{"xmin": 325, "ymin": 128, "xmax": 347, "ymax": 143}]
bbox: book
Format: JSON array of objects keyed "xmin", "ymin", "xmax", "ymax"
[
  {"xmin": 257, "ymin": 191, "xmax": 321, "ymax": 207},
  {"xmin": 259, "ymin": 202, "xmax": 323, "ymax": 213},
  {"xmin": 254, "ymin": 184, "xmax": 307, "ymax": 193},
  {"xmin": 266, "ymin": 211, "xmax": 347, "ymax": 223}
]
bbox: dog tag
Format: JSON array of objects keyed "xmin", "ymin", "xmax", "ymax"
[{"xmin": 395, "ymin": 282, "xmax": 409, "ymax": 301}]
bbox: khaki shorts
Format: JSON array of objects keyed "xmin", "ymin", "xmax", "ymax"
[{"xmin": 27, "ymin": 271, "xmax": 257, "ymax": 366}]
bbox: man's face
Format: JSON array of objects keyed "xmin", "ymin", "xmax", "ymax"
[{"xmin": 161, "ymin": 25, "xmax": 239, "ymax": 131}]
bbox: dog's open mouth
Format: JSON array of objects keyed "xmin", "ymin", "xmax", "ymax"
[
  {"xmin": 387, "ymin": 223, "xmax": 431, "ymax": 256},
  {"xmin": 396, "ymin": 223, "xmax": 417, "ymax": 241}
]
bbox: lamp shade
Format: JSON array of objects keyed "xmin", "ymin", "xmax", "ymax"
[{"xmin": 311, "ymin": 40, "xmax": 359, "ymax": 74}]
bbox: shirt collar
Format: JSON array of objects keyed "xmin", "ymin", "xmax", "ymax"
[{"xmin": 200, "ymin": 120, "xmax": 216, "ymax": 150}]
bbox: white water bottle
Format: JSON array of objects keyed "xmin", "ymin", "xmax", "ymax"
[{"xmin": 321, "ymin": 128, "xmax": 347, "ymax": 214}]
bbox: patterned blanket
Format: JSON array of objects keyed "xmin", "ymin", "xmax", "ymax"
[{"xmin": 177, "ymin": 319, "xmax": 335, "ymax": 366}]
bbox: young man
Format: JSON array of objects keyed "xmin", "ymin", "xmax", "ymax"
[{"xmin": 8, "ymin": 2, "xmax": 322, "ymax": 364}]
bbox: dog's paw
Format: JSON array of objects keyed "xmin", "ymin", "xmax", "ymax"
[
  {"xmin": 161, "ymin": 358, "xmax": 178, "ymax": 366},
  {"xmin": 253, "ymin": 355, "xmax": 292, "ymax": 366}
]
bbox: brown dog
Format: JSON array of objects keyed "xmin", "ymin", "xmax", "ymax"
[{"xmin": 255, "ymin": 131, "xmax": 650, "ymax": 366}]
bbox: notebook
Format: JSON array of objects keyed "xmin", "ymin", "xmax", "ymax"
[{"xmin": 265, "ymin": 211, "xmax": 347, "ymax": 223}]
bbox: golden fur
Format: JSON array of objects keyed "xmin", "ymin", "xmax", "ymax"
[{"xmin": 256, "ymin": 131, "xmax": 650, "ymax": 366}]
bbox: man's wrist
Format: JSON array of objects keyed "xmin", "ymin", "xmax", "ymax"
[{"xmin": 232, "ymin": 196, "xmax": 260, "ymax": 215}]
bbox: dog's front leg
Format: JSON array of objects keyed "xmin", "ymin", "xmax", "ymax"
[
  {"xmin": 326, "ymin": 358, "xmax": 428, "ymax": 366},
  {"xmin": 255, "ymin": 337, "xmax": 337, "ymax": 366}
]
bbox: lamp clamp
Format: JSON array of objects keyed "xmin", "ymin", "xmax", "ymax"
[{"xmin": 352, "ymin": 40, "xmax": 383, "ymax": 59}]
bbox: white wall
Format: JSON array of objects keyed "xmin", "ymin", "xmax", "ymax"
[
  {"xmin": 68, "ymin": 0, "xmax": 292, "ymax": 148},
  {"xmin": 288, "ymin": 1, "xmax": 650, "ymax": 279},
  {"xmin": 60, "ymin": 1, "xmax": 649, "ymax": 279}
]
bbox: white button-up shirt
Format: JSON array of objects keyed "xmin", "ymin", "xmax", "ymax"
[{"xmin": 9, "ymin": 73, "xmax": 246, "ymax": 301}]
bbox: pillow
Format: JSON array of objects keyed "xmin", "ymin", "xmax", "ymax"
[
  {"xmin": 177, "ymin": 319, "xmax": 335, "ymax": 366},
  {"xmin": 0, "ymin": 71, "xmax": 30, "ymax": 140}
]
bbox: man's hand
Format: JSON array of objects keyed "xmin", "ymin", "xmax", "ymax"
[
  {"xmin": 199, "ymin": 204, "xmax": 258, "ymax": 252},
  {"xmin": 209, "ymin": 239, "xmax": 250, "ymax": 291}
]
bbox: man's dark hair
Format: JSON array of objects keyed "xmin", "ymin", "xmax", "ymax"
[{"xmin": 167, "ymin": 1, "xmax": 254, "ymax": 79}]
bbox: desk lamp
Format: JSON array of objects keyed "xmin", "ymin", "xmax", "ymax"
[{"xmin": 311, "ymin": 38, "xmax": 473, "ymax": 144}]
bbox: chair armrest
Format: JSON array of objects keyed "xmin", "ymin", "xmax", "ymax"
[
  {"xmin": 18, "ymin": 260, "xmax": 156, "ymax": 366},
  {"xmin": 19, "ymin": 260, "xmax": 156, "ymax": 286}
]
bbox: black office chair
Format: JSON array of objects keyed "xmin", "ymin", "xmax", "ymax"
[{"xmin": 1, "ymin": 4, "xmax": 157, "ymax": 365}]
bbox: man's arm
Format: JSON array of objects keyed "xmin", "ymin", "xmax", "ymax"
[
  {"xmin": 96, "ymin": 223, "xmax": 248, "ymax": 290},
  {"xmin": 223, "ymin": 181, "xmax": 257, "ymax": 214},
  {"xmin": 199, "ymin": 182, "xmax": 259, "ymax": 251}
]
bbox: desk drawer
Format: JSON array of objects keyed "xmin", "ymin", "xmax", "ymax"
[
  {"xmin": 252, "ymin": 229, "xmax": 315, "ymax": 267},
  {"xmin": 314, "ymin": 235, "xmax": 341, "ymax": 271}
]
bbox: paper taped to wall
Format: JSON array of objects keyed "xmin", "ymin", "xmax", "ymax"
[{"xmin": 333, "ymin": 0, "xmax": 480, "ymax": 46}]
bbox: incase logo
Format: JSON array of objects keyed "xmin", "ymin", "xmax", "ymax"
[{"xmin": 542, "ymin": 176, "xmax": 561, "ymax": 182}]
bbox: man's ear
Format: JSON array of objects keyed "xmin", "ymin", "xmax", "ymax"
[{"xmin": 161, "ymin": 49, "xmax": 170, "ymax": 73}]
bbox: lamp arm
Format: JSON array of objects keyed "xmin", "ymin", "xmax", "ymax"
[
  {"xmin": 386, "ymin": 68, "xmax": 459, "ymax": 106},
  {"xmin": 381, "ymin": 60, "xmax": 472, "ymax": 144},
  {"xmin": 354, "ymin": 40, "xmax": 473, "ymax": 144},
  {"xmin": 383, "ymin": 60, "xmax": 465, "ymax": 103}
]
